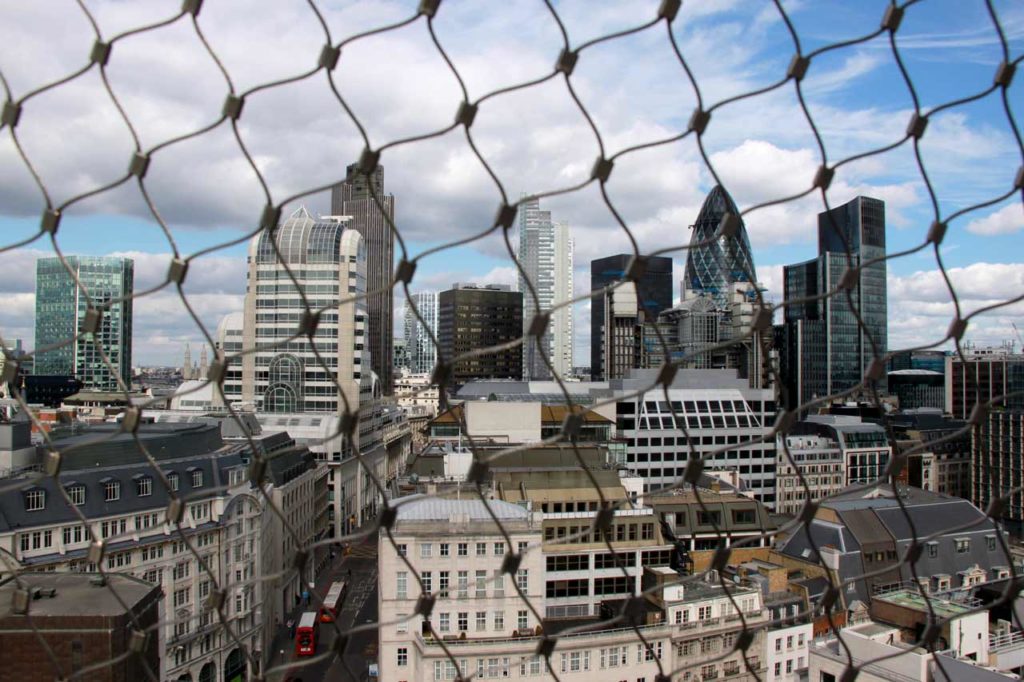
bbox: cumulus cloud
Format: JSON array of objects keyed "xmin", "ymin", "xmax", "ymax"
[
  {"xmin": 2, "ymin": 1, "xmax": 1021, "ymax": 366},
  {"xmin": 965, "ymin": 203, "xmax": 1024, "ymax": 236}
]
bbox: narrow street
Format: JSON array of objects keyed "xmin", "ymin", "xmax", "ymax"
[{"xmin": 267, "ymin": 538, "xmax": 379, "ymax": 681}]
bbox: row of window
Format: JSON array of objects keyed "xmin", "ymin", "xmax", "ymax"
[
  {"xmin": 543, "ymin": 523, "xmax": 655, "ymax": 544},
  {"xmin": 396, "ymin": 569, "xmax": 527, "ymax": 599},
  {"xmin": 400, "ymin": 540, "xmax": 526, "ymax": 559},
  {"xmin": 24, "ymin": 471, "xmax": 204, "ymax": 511}
]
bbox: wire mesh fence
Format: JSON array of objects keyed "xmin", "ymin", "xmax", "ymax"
[{"xmin": 0, "ymin": 0, "xmax": 1022, "ymax": 681}]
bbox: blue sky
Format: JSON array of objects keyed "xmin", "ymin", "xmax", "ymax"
[{"xmin": 0, "ymin": 0, "xmax": 1021, "ymax": 366}]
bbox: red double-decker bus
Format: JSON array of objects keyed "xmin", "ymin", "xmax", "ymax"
[
  {"xmin": 294, "ymin": 611, "xmax": 318, "ymax": 657},
  {"xmin": 319, "ymin": 580, "xmax": 348, "ymax": 623}
]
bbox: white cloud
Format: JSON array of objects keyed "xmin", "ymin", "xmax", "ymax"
[{"xmin": 965, "ymin": 203, "xmax": 1024, "ymax": 236}]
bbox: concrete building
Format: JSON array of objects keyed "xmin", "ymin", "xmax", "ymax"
[
  {"xmin": 590, "ymin": 254, "xmax": 673, "ymax": 381},
  {"xmin": 946, "ymin": 345, "xmax": 1024, "ymax": 419},
  {"xmin": 809, "ymin": 610, "xmax": 1009, "ymax": 682},
  {"xmin": 452, "ymin": 368, "xmax": 778, "ymax": 505},
  {"xmin": 517, "ymin": 197, "xmax": 573, "ymax": 380},
  {"xmin": 775, "ymin": 432, "xmax": 845, "ymax": 517},
  {"xmin": 791, "ymin": 415, "xmax": 893, "ymax": 486},
  {"xmin": 649, "ymin": 483, "xmax": 775, "ymax": 554},
  {"xmin": 34, "ymin": 255, "xmax": 134, "ymax": 391},
  {"xmin": 437, "ymin": 284, "xmax": 523, "ymax": 385},
  {"xmin": 0, "ymin": 421, "xmax": 295, "ymax": 681},
  {"xmin": 404, "ymin": 291, "xmax": 438, "ymax": 376},
  {"xmin": 395, "ymin": 370, "xmax": 440, "ymax": 416},
  {"xmin": 240, "ymin": 206, "xmax": 368, "ymax": 417},
  {"xmin": 378, "ymin": 497, "xmax": 544, "ymax": 682},
  {"xmin": 889, "ymin": 409, "xmax": 970, "ymax": 499},
  {"xmin": 0, "ymin": 572, "xmax": 162, "ymax": 681},
  {"xmin": 779, "ymin": 196, "xmax": 887, "ymax": 409},
  {"xmin": 331, "ymin": 164, "xmax": 396, "ymax": 394},
  {"xmin": 973, "ymin": 410, "xmax": 1024, "ymax": 534},
  {"xmin": 602, "ymin": 280, "xmax": 644, "ymax": 380}
]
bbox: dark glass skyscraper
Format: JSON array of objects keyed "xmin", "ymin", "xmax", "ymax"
[
  {"xmin": 438, "ymin": 284, "xmax": 523, "ymax": 384},
  {"xmin": 589, "ymin": 254, "xmax": 672, "ymax": 380},
  {"xmin": 332, "ymin": 164, "xmax": 395, "ymax": 394},
  {"xmin": 779, "ymin": 196, "xmax": 887, "ymax": 408},
  {"xmin": 683, "ymin": 185, "xmax": 757, "ymax": 308},
  {"xmin": 34, "ymin": 255, "xmax": 133, "ymax": 391}
]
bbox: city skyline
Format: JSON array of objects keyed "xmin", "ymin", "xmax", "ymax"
[{"xmin": 0, "ymin": 1, "xmax": 1021, "ymax": 367}]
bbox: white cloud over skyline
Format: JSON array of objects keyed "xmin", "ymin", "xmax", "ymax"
[{"xmin": 0, "ymin": 0, "xmax": 1021, "ymax": 367}]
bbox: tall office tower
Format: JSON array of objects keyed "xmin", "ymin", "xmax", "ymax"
[
  {"xmin": 517, "ymin": 197, "xmax": 574, "ymax": 379},
  {"xmin": 590, "ymin": 254, "xmax": 672, "ymax": 380},
  {"xmin": 34, "ymin": 255, "xmax": 133, "ymax": 391},
  {"xmin": 331, "ymin": 164, "xmax": 395, "ymax": 394},
  {"xmin": 403, "ymin": 291, "xmax": 438, "ymax": 375},
  {"xmin": 779, "ymin": 196, "xmax": 887, "ymax": 409},
  {"xmin": 240, "ymin": 206, "xmax": 369, "ymax": 414},
  {"xmin": 945, "ymin": 345, "xmax": 1024, "ymax": 419},
  {"xmin": 602, "ymin": 281, "xmax": 644, "ymax": 379},
  {"xmin": 684, "ymin": 185, "xmax": 758, "ymax": 310},
  {"xmin": 438, "ymin": 284, "xmax": 522, "ymax": 385}
]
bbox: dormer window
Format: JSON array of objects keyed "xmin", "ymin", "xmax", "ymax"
[
  {"xmin": 24, "ymin": 488, "xmax": 45, "ymax": 512},
  {"xmin": 167, "ymin": 472, "xmax": 180, "ymax": 491},
  {"xmin": 104, "ymin": 480, "xmax": 121, "ymax": 502},
  {"xmin": 136, "ymin": 476, "xmax": 152, "ymax": 497},
  {"xmin": 66, "ymin": 484, "xmax": 85, "ymax": 506},
  {"xmin": 191, "ymin": 469, "xmax": 204, "ymax": 488}
]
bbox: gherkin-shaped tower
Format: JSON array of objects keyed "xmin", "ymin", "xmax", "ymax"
[{"xmin": 683, "ymin": 185, "xmax": 757, "ymax": 308}]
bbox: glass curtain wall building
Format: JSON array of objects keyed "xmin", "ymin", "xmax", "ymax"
[
  {"xmin": 779, "ymin": 196, "xmax": 887, "ymax": 408},
  {"xmin": 683, "ymin": 185, "xmax": 758, "ymax": 309},
  {"xmin": 34, "ymin": 255, "xmax": 133, "ymax": 391},
  {"xmin": 517, "ymin": 197, "xmax": 573, "ymax": 380},
  {"xmin": 403, "ymin": 291, "xmax": 438, "ymax": 375}
]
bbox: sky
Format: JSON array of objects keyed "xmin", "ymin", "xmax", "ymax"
[{"xmin": 0, "ymin": 0, "xmax": 1022, "ymax": 368}]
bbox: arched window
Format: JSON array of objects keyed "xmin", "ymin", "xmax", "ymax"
[{"xmin": 264, "ymin": 353, "xmax": 303, "ymax": 412}]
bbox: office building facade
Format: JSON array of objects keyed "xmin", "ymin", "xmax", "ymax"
[
  {"xmin": 404, "ymin": 291, "xmax": 438, "ymax": 375},
  {"xmin": 438, "ymin": 284, "xmax": 523, "ymax": 384},
  {"xmin": 34, "ymin": 255, "xmax": 133, "ymax": 391},
  {"xmin": 517, "ymin": 197, "xmax": 573, "ymax": 380},
  {"xmin": 945, "ymin": 346, "xmax": 1024, "ymax": 419},
  {"xmin": 972, "ymin": 410, "xmax": 1024, "ymax": 532},
  {"xmin": 779, "ymin": 196, "xmax": 887, "ymax": 409},
  {"xmin": 240, "ymin": 206, "xmax": 369, "ymax": 415},
  {"xmin": 590, "ymin": 254, "xmax": 672, "ymax": 380},
  {"xmin": 331, "ymin": 164, "xmax": 396, "ymax": 394}
]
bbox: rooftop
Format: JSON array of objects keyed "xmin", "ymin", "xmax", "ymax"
[
  {"xmin": 873, "ymin": 589, "xmax": 972, "ymax": 619},
  {"xmin": 395, "ymin": 495, "xmax": 530, "ymax": 522},
  {"xmin": 0, "ymin": 572, "xmax": 158, "ymax": 619}
]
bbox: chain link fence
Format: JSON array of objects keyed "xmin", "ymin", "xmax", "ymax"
[{"xmin": 0, "ymin": 0, "xmax": 1022, "ymax": 680}]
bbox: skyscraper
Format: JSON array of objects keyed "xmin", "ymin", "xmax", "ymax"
[
  {"xmin": 403, "ymin": 291, "xmax": 438, "ymax": 375},
  {"xmin": 779, "ymin": 196, "xmax": 887, "ymax": 408},
  {"xmin": 240, "ymin": 206, "xmax": 368, "ymax": 414},
  {"xmin": 331, "ymin": 164, "xmax": 395, "ymax": 394},
  {"xmin": 516, "ymin": 197, "xmax": 573, "ymax": 380},
  {"xmin": 34, "ymin": 255, "xmax": 133, "ymax": 390},
  {"xmin": 684, "ymin": 185, "xmax": 758, "ymax": 309},
  {"xmin": 438, "ymin": 284, "xmax": 522, "ymax": 385},
  {"xmin": 590, "ymin": 254, "xmax": 672, "ymax": 380}
]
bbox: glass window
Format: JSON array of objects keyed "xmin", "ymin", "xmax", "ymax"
[
  {"xmin": 24, "ymin": 489, "xmax": 45, "ymax": 511},
  {"xmin": 66, "ymin": 485, "xmax": 85, "ymax": 506},
  {"xmin": 191, "ymin": 470, "xmax": 203, "ymax": 488},
  {"xmin": 136, "ymin": 477, "xmax": 152, "ymax": 497},
  {"xmin": 104, "ymin": 481, "xmax": 120, "ymax": 502}
]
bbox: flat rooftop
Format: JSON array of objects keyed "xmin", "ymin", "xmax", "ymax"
[
  {"xmin": 874, "ymin": 590, "xmax": 972, "ymax": 619},
  {"xmin": 0, "ymin": 573, "xmax": 157, "ymax": 619}
]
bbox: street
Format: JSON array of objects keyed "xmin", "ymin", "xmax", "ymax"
[{"xmin": 269, "ymin": 539, "xmax": 379, "ymax": 681}]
